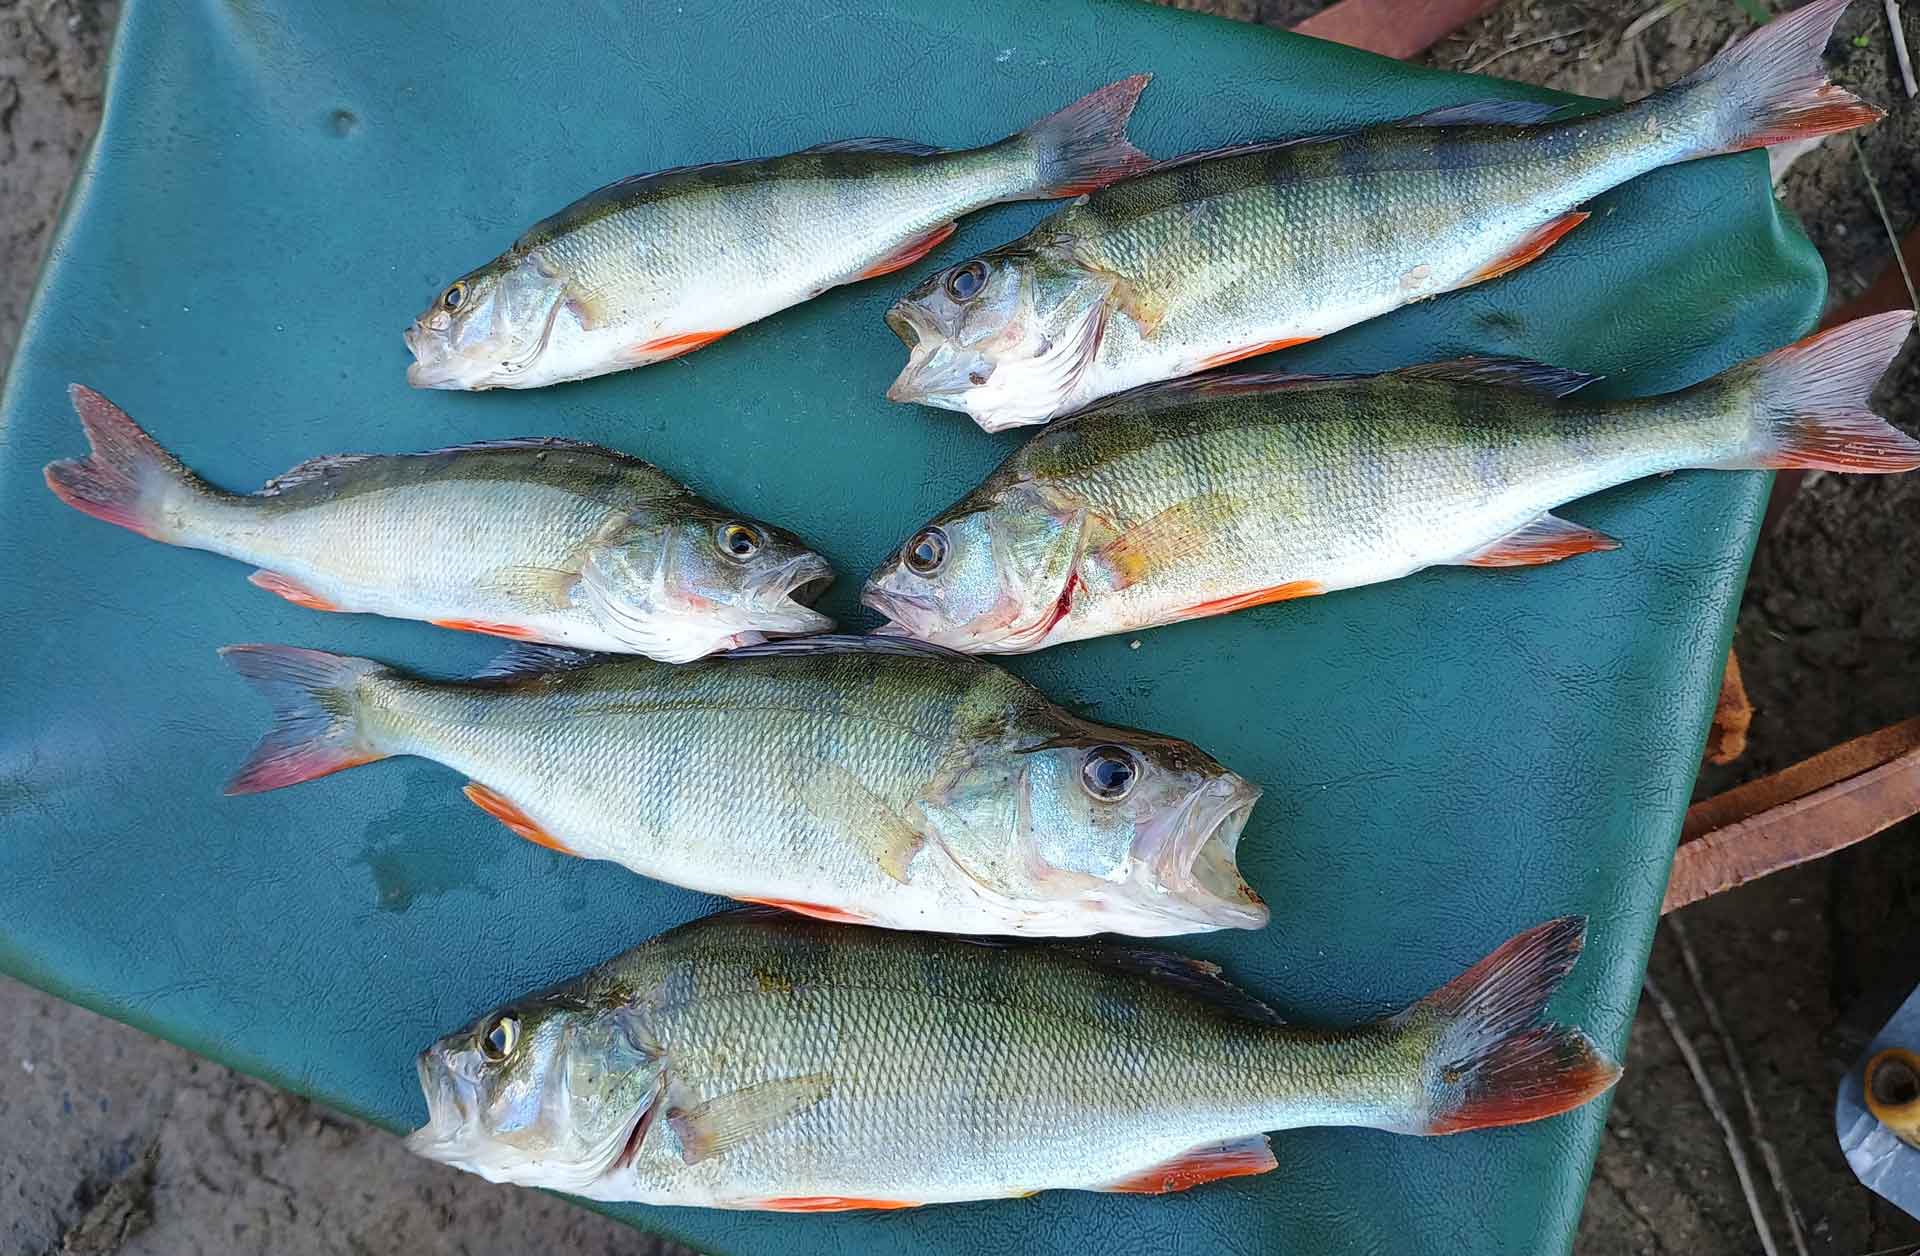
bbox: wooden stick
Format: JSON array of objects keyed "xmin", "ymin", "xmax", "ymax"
[{"xmin": 1665, "ymin": 719, "xmax": 1920, "ymax": 913}]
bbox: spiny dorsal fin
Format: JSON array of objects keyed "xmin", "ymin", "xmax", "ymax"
[
  {"xmin": 1082, "ymin": 369, "xmax": 1352, "ymax": 415},
  {"xmin": 1059, "ymin": 941, "xmax": 1284, "ymax": 1024},
  {"xmin": 1144, "ymin": 136, "xmax": 1341, "ymax": 176},
  {"xmin": 473, "ymin": 642, "xmax": 613, "ymax": 682},
  {"xmin": 718, "ymin": 633, "xmax": 971, "ymax": 663},
  {"xmin": 1392, "ymin": 356, "xmax": 1599, "ymax": 397},
  {"xmin": 256, "ymin": 436, "xmax": 622, "ymax": 495},
  {"xmin": 1401, "ymin": 98, "xmax": 1570, "ymax": 128},
  {"xmin": 797, "ymin": 137, "xmax": 942, "ymax": 157}
]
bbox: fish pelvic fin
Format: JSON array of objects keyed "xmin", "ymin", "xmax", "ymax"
[
  {"xmin": 45, "ymin": 385, "xmax": 225, "ymax": 544},
  {"xmin": 1720, "ymin": 310, "xmax": 1920, "ymax": 473},
  {"xmin": 1396, "ymin": 916, "xmax": 1621, "ymax": 1135},
  {"xmin": 218, "ymin": 644, "xmax": 391, "ymax": 794},
  {"xmin": 1669, "ymin": 0, "xmax": 1883, "ymax": 156},
  {"xmin": 1014, "ymin": 74, "xmax": 1155, "ymax": 199}
]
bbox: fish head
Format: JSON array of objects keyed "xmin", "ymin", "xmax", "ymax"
[
  {"xmin": 405, "ymin": 251, "xmax": 575, "ymax": 390},
  {"xmin": 586, "ymin": 512, "xmax": 836, "ymax": 661},
  {"xmin": 862, "ymin": 487, "xmax": 1081, "ymax": 654},
  {"xmin": 917, "ymin": 716, "xmax": 1267, "ymax": 933},
  {"xmin": 407, "ymin": 993, "xmax": 662, "ymax": 1191},
  {"xmin": 885, "ymin": 246, "xmax": 1113, "ymax": 431}
]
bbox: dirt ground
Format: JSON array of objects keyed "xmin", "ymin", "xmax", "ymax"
[{"xmin": 3, "ymin": 1, "xmax": 1918, "ymax": 1253}]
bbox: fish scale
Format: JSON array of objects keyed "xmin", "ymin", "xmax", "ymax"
[
  {"xmin": 222, "ymin": 636, "xmax": 1272, "ymax": 936},
  {"xmin": 888, "ymin": 0, "xmax": 1884, "ymax": 430},
  {"xmin": 407, "ymin": 77, "xmax": 1155, "ymax": 389},
  {"xmin": 866, "ymin": 311, "xmax": 1920, "ymax": 653},
  {"xmin": 407, "ymin": 912, "xmax": 1619, "ymax": 1207}
]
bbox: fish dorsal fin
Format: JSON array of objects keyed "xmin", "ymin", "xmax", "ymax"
[
  {"xmin": 1145, "ymin": 136, "xmax": 1342, "ymax": 176},
  {"xmin": 667, "ymin": 1073, "xmax": 834, "ymax": 1166},
  {"xmin": 256, "ymin": 437, "xmax": 620, "ymax": 495},
  {"xmin": 1061, "ymin": 941, "xmax": 1284, "ymax": 1024},
  {"xmin": 718, "ymin": 633, "xmax": 971, "ymax": 663},
  {"xmin": 1392, "ymin": 356, "xmax": 1600, "ymax": 397},
  {"xmin": 798, "ymin": 137, "xmax": 942, "ymax": 157},
  {"xmin": 473, "ymin": 643, "xmax": 613, "ymax": 681},
  {"xmin": 1084, "ymin": 369, "xmax": 1350, "ymax": 414},
  {"xmin": 1401, "ymin": 98, "xmax": 1570, "ymax": 127}
]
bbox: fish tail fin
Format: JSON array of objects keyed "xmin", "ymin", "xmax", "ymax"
[
  {"xmin": 1719, "ymin": 310, "xmax": 1920, "ymax": 472},
  {"xmin": 1669, "ymin": 0, "xmax": 1883, "ymax": 157},
  {"xmin": 1396, "ymin": 916, "xmax": 1621, "ymax": 1135},
  {"xmin": 44, "ymin": 385, "xmax": 222, "ymax": 542},
  {"xmin": 219, "ymin": 644, "xmax": 392, "ymax": 794},
  {"xmin": 1016, "ymin": 74, "xmax": 1154, "ymax": 199}
]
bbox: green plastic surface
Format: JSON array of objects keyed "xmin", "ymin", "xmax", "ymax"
[{"xmin": 0, "ymin": 1, "xmax": 1820, "ymax": 1252}]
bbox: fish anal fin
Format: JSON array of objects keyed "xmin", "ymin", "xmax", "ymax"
[
  {"xmin": 1177, "ymin": 579, "xmax": 1324, "ymax": 621},
  {"xmin": 1456, "ymin": 514, "xmax": 1619, "ymax": 568},
  {"xmin": 751, "ymin": 1196, "xmax": 921, "ymax": 1212},
  {"xmin": 249, "ymin": 569, "xmax": 344, "ymax": 612},
  {"xmin": 1102, "ymin": 1135, "xmax": 1276, "ymax": 1194},
  {"xmin": 668, "ymin": 1073, "xmax": 833, "ymax": 1166},
  {"xmin": 432, "ymin": 617, "xmax": 542, "ymax": 640},
  {"xmin": 857, "ymin": 223, "xmax": 957, "ymax": 281},
  {"xmin": 1193, "ymin": 335, "xmax": 1318, "ymax": 373},
  {"xmin": 737, "ymin": 896, "xmax": 874, "ymax": 926},
  {"xmin": 1460, "ymin": 211, "xmax": 1589, "ymax": 287},
  {"xmin": 463, "ymin": 782, "xmax": 578, "ymax": 857}
]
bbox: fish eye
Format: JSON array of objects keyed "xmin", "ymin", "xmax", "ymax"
[
  {"xmin": 904, "ymin": 526, "xmax": 948, "ymax": 575},
  {"xmin": 944, "ymin": 260, "xmax": 989, "ymax": 303},
  {"xmin": 442, "ymin": 282, "xmax": 467, "ymax": 312},
  {"xmin": 1080, "ymin": 745, "xmax": 1138, "ymax": 802},
  {"xmin": 717, "ymin": 522, "xmax": 762, "ymax": 560},
  {"xmin": 479, "ymin": 1014, "xmax": 520, "ymax": 1061}
]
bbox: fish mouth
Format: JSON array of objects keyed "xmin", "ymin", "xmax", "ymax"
[
  {"xmin": 1138, "ymin": 777, "xmax": 1267, "ymax": 930},
  {"xmin": 407, "ymin": 1049, "xmax": 477, "ymax": 1162},
  {"xmin": 756, "ymin": 554, "xmax": 837, "ymax": 634},
  {"xmin": 884, "ymin": 305, "xmax": 989, "ymax": 411}
]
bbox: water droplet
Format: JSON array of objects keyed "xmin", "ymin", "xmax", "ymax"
[{"xmin": 329, "ymin": 108, "xmax": 358, "ymax": 137}]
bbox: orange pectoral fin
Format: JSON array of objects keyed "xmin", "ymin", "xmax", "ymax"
[
  {"xmin": 249, "ymin": 569, "xmax": 344, "ymax": 612},
  {"xmin": 431, "ymin": 617, "xmax": 541, "ymax": 641},
  {"xmin": 1176, "ymin": 579, "xmax": 1324, "ymax": 621},
  {"xmin": 1193, "ymin": 335, "xmax": 1318, "ymax": 373},
  {"xmin": 856, "ymin": 222, "xmax": 957, "ymax": 281},
  {"xmin": 1102, "ymin": 1135, "xmax": 1277, "ymax": 1195},
  {"xmin": 463, "ymin": 782, "xmax": 578, "ymax": 857},
  {"xmin": 752, "ymin": 1196, "xmax": 921, "ymax": 1213},
  {"xmin": 1461, "ymin": 211, "xmax": 1589, "ymax": 286},
  {"xmin": 737, "ymin": 896, "xmax": 873, "ymax": 926},
  {"xmin": 628, "ymin": 329, "xmax": 734, "ymax": 363}
]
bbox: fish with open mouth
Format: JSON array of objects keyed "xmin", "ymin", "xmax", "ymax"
[
  {"xmin": 406, "ymin": 909, "xmax": 1619, "ymax": 1209},
  {"xmin": 866, "ymin": 312, "xmax": 1920, "ymax": 652},
  {"xmin": 405, "ymin": 77, "xmax": 1154, "ymax": 390},
  {"xmin": 43, "ymin": 387, "xmax": 832, "ymax": 662},
  {"xmin": 885, "ymin": 0, "xmax": 1883, "ymax": 431},
  {"xmin": 220, "ymin": 635, "xmax": 1266, "ymax": 937}
]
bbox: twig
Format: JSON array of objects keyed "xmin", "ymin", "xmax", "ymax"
[
  {"xmin": 1623, "ymin": 0, "xmax": 1691, "ymax": 44},
  {"xmin": 1469, "ymin": 27, "xmax": 1587, "ymax": 74},
  {"xmin": 1643, "ymin": 974, "xmax": 1781, "ymax": 1256},
  {"xmin": 1851, "ymin": 135, "xmax": 1920, "ymax": 311},
  {"xmin": 1889, "ymin": 0, "xmax": 1918, "ymax": 98},
  {"xmin": 1668, "ymin": 916, "xmax": 1810, "ymax": 1256}
]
